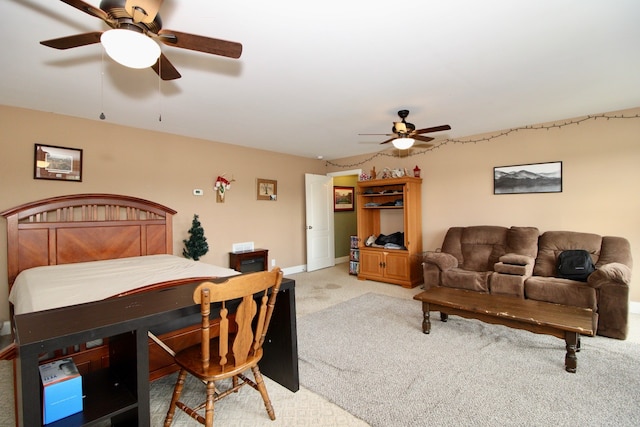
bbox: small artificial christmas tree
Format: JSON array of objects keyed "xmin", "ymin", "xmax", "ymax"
[{"xmin": 183, "ymin": 214, "xmax": 209, "ymax": 261}]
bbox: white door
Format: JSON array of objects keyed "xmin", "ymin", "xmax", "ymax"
[{"xmin": 305, "ymin": 173, "xmax": 335, "ymax": 271}]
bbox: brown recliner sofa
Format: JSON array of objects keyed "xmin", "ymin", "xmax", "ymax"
[{"xmin": 422, "ymin": 226, "xmax": 633, "ymax": 339}]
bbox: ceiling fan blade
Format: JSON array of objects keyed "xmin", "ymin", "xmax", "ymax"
[
  {"xmin": 380, "ymin": 137, "xmax": 396, "ymax": 145},
  {"xmin": 413, "ymin": 135, "xmax": 434, "ymax": 143},
  {"xmin": 358, "ymin": 133, "xmax": 393, "ymax": 136},
  {"xmin": 61, "ymin": 0, "xmax": 111, "ymax": 22},
  {"xmin": 158, "ymin": 29, "xmax": 243, "ymax": 59},
  {"xmin": 125, "ymin": 0, "xmax": 163, "ymax": 23},
  {"xmin": 414, "ymin": 124, "xmax": 451, "ymax": 134},
  {"xmin": 40, "ymin": 32, "xmax": 102, "ymax": 49},
  {"xmin": 151, "ymin": 53, "xmax": 182, "ymax": 80}
]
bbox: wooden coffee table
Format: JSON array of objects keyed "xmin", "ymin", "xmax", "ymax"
[{"xmin": 413, "ymin": 287, "xmax": 596, "ymax": 372}]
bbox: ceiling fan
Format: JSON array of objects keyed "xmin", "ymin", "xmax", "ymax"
[
  {"xmin": 360, "ymin": 110, "xmax": 451, "ymax": 149},
  {"xmin": 40, "ymin": 0, "xmax": 243, "ymax": 80}
]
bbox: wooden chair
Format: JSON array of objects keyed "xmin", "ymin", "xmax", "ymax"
[{"xmin": 164, "ymin": 268, "xmax": 283, "ymax": 426}]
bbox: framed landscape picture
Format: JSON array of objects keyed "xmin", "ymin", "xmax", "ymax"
[
  {"xmin": 494, "ymin": 161, "xmax": 562, "ymax": 194},
  {"xmin": 34, "ymin": 144, "xmax": 83, "ymax": 182},
  {"xmin": 334, "ymin": 186, "xmax": 354, "ymax": 211}
]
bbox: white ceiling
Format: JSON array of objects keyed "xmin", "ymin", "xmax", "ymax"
[{"xmin": 2, "ymin": 1, "xmax": 640, "ymax": 160}]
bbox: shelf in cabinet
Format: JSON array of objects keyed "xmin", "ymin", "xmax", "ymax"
[
  {"xmin": 361, "ymin": 192, "xmax": 404, "ymax": 196},
  {"xmin": 361, "ymin": 247, "xmax": 408, "ymax": 253},
  {"xmin": 48, "ymin": 369, "xmax": 137, "ymax": 427}
]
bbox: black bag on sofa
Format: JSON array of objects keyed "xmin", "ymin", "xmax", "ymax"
[{"xmin": 557, "ymin": 250, "xmax": 595, "ymax": 282}]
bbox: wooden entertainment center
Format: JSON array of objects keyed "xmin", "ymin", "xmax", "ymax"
[{"xmin": 356, "ymin": 176, "xmax": 422, "ymax": 288}]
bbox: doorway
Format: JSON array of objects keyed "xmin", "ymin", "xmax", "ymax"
[{"xmin": 328, "ymin": 169, "xmax": 361, "ymax": 263}]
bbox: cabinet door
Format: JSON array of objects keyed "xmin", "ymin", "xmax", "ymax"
[
  {"xmin": 359, "ymin": 250, "xmax": 384, "ymax": 279},
  {"xmin": 383, "ymin": 251, "xmax": 410, "ymax": 282}
]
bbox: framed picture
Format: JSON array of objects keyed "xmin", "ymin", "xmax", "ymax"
[
  {"xmin": 34, "ymin": 144, "xmax": 83, "ymax": 182},
  {"xmin": 334, "ymin": 186, "xmax": 354, "ymax": 211},
  {"xmin": 494, "ymin": 161, "xmax": 562, "ymax": 194},
  {"xmin": 257, "ymin": 178, "xmax": 277, "ymax": 200}
]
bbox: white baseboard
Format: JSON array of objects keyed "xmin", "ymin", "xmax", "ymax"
[
  {"xmin": 630, "ymin": 301, "xmax": 640, "ymax": 315},
  {"xmin": 282, "ymin": 265, "xmax": 307, "ymax": 275},
  {"xmin": 281, "ymin": 257, "xmax": 350, "ymax": 276}
]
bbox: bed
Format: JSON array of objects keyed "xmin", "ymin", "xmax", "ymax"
[{"xmin": 1, "ymin": 193, "xmax": 239, "ymax": 379}]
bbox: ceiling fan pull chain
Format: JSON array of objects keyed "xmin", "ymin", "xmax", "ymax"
[
  {"xmin": 99, "ymin": 48, "xmax": 106, "ymax": 120},
  {"xmin": 158, "ymin": 56, "xmax": 162, "ymax": 122}
]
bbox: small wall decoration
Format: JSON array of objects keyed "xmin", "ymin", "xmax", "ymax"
[
  {"xmin": 257, "ymin": 178, "xmax": 277, "ymax": 200},
  {"xmin": 214, "ymin": 175, "xmax": 233, "ymax": 203},
  {"xmin": 494, "ymin": 161, "xmax": 562, "ymax": 194},
  {"xmin": 334, "ymin": 186, "xmax": 354, "ymax": 211},
  {"xmin": 34, "ymin": 144, "xmax": 83, "ymax": 182}
]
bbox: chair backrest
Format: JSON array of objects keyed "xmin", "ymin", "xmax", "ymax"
[{"xmin": 193, "ymin": 268, "xmax": 283, "ymax": 370}]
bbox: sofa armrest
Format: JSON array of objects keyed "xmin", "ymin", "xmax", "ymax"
[
  {"xmin": 587, "ymin": 262, "xmax": 632, "ymax": 288},
  {"xmin": 423, "ymin": 252, "xmax": 458, "ymax": 271},
  {"xmin": 494, "ymin": 253, "xmax": 535, "ymax": 276},
  {"xmin": 494, "ymin": 262, "xmax": 533, "ymax": 276},
  {"xmin": 499, "ymin": 253, "xmax": 534, "ymax": 266}
]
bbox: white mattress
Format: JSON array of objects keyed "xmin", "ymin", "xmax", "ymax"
[{"xmin": 9, "ymin": 255, "xmax": 239, "ymax": 315}]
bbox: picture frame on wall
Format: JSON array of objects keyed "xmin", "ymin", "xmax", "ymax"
[
  {"xmin": 494, "ymin": 161, "xmax": 562, "ymax": 194},
  {"xmin": 34, "ymin": 144, "xmax": 83, "ymax": 182},
  {"xmin": 257, "ymin": 178, "xmax": 277, "ymax": 200},
  {"xmin": 333, "ymin": 186, "xmax": 354, "ymax": 211}
]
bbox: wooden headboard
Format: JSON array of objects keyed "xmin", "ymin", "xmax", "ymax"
[{"xmin": 1, "ymin": 194, "xmax": 177, "ymax": 289}]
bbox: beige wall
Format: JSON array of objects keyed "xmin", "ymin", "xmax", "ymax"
[
  {"xmin": 0, "ymin": 105, "xmax": 325, "ymax": 321},
  {"xmin": 327, "ymin": 107, "xmax": 640, "ymax": 304},
  {"xmin": 2, "ymin": 105, "xmax": 639, "ymax": 322}
]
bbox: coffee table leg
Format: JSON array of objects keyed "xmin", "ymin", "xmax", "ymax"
[
  {"xmin": 421, "ymin": 302, "xmax": 431, "ymax": 334},
  {"xmin": 565, "ymin": 331, "xmax": 579, "ymax": 373}
]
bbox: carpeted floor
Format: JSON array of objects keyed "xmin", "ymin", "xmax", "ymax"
[
  {"xmin": 298, "ymin": 292, "xmax": 640, "ymax": 427},
  {"xmin": 2, "ymin": 263, "xmax": 639, "ymax": 426}
]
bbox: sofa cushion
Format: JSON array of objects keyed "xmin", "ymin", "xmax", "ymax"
[
  {"xmin": 533, "ymin": 231, "xmax": 602, "ymax": 277},
  {"xmin": 505, "ymin": 226, "xmax": 539, "ymax": 258},
  {"xmin": 440, "ymin": 226, "xmax": 508, "ymax": 272},
  {"xmin": 442, "ymin": 269, "xmax": 490, "ymax": 292},
  {"xmin": 524, "ymin": 276, "xmax": 597, "ymax": 310}
]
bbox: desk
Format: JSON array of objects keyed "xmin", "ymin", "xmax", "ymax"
[{"xmin": 14, "ymin": 278, "xmax": 298, "ymax": 426}]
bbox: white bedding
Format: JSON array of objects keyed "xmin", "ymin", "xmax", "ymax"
[{"xmin": 9, "ymin": 255, "xmax": 239, "ymax": 315}]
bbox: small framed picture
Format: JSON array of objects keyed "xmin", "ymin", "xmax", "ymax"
[
  {"xmin": 334, "ymin": 186, "xmax": 354, "ymax": 211},
  {"xmin": 34, "ymin": 144, "xmax": 83, "ymax": 182},
  {"xmin": 257, "ymin": 178, "xmax": 277, "ymax": 201}
]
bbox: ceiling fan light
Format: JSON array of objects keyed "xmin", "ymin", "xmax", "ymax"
[
  {"xmin": 101, "ymin": 29, "xmax": 161, "ymax": 69},
  {"xmin": 394, "ymin": 122, "xmax": 407, "ymax": 133},
  {"xmin": 392, "ymin": 137, "xmax": 415, "ymax": 150}
]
